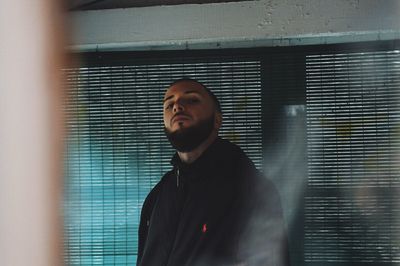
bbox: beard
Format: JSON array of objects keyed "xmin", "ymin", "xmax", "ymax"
[{"xmin": 164, "ymin": 114, "xmax": 215, "ymax": 152}]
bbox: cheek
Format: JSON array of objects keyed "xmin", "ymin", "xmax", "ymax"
[
  {"xmin": 163, "ymin": 112, "xmax": 173, "ymax": 127},
  {"xmin": 196, "ymin": 107, "xmax": 214, "ymax": 120}
]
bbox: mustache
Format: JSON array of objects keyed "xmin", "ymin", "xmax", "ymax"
[{"xmin": 171, "ymin": 112, "xmax": 191, "ymax": 123}]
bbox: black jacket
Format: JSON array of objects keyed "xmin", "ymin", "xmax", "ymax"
[{"xmin": 137, "ymin": 138, "xmax": 290, "ymax": 266}]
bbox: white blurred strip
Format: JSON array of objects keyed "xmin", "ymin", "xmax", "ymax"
[{"xmin": 0, "ymin": 0, "xmax": 65, "ymax": 265}]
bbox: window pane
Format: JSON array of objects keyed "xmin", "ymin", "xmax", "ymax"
[{"xmin": 305, "ymin": 50, "xmax": 400, "ymax": 263}]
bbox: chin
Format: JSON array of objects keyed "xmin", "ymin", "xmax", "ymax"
[
  {"xmin": 172, "ymin": 126, "xmax": 189, "ymax": 133},
  {"xmin": 173, "ymin": 122, "xmax": 191, "ymax": 129}
]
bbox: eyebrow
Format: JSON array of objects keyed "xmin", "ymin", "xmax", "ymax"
[{"xmin": 163, "ymin": 90, "xmax": 202, "ymax": 103}]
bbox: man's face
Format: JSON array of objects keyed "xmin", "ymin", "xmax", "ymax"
[
  {"xmin": 163, "ymin": 80, "xmax": 216, "ymax": 133},
  {"xmin": 163, "ymin": 80, "xmax": 221, "ymax": 152}
]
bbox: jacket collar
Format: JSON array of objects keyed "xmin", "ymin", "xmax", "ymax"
[{"xmin": 170, "ymin": 137, "xmax": 224, "ymax": 179}]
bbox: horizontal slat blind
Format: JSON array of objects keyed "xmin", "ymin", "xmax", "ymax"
[
  {"xmin": 305, "ymin": 50, "xmax": 400, "ymax": 263},
  {"xmin": 64, "ymin": 57, "xmax": 262, "ymax": 265}
]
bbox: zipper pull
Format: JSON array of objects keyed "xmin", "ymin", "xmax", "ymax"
[{"xmin": 176, "ymin": 168, "xmax": 180, "ymax": 187}]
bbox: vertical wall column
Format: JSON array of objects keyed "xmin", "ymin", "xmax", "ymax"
[{"xmin": 0, "ymin": 0, "xmax": 66, "ymax": 265}]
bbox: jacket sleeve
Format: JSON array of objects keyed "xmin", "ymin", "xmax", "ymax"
[
  {"xmin": 236, "ymin": 161, "xmax": 291, "ymax": 266},
  {"xmin": 136, "ymin": 184, "xmax": 160, "ymax": 265}
]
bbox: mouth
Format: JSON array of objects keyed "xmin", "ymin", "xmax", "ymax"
[{"xmin": 171, "ymin": 114, "xmax": 190, "ymax": 125}]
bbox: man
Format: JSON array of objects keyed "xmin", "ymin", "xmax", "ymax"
[{"xmin": 137, "ymin": 78, "xmax": 290, "ymax": 266}]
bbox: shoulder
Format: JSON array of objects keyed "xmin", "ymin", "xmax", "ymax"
[
  {"xmin": 220, "ymin": 138, "xmax": 281, "ymax": 207},
  {"xmin": 219, "ymin": 138, "xmax": 257, "ymax": 178},
  {"xmin": 141, "ymin": 170, "xmax": 173, "ymax": 212},
  {"xmin": 218, "ymin": 138, "xmax": 255, "ymax": 167}
]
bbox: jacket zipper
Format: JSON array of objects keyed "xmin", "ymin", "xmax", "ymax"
[{"xmin": 176, "ymin": 167, "xmax": 180, "ymax": 187}]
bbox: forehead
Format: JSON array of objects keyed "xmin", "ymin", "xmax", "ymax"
[{"xmin": 164, "ymin": 81, "xmax": 208, "ymax": 99}]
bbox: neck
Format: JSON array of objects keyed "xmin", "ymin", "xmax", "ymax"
[{"xmin": 178, "ymin": 131, "xmax": 218, "ymax": 164}]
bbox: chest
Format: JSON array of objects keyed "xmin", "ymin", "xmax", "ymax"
[{"xmin": 158, "ymin": 169, "xmax": 239, "ymax": 231}]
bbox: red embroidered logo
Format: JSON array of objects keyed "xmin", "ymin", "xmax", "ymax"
[{"xmin": 202, "ymin": 223, "xmax": 207, "ymax": 233}]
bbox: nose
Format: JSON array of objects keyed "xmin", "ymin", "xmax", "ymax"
[{"xmin": 173, "ymin": 101, "xmax": 184, "ymax": 113}]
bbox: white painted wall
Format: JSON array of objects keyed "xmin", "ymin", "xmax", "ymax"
[{"xmin": 69, "ymin": 0, "xmax": 400, "ymax": 51}]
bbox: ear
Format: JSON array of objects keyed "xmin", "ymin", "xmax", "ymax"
[{"xmin": 214, "ymin": 112, "xmax": 222, "ymax": 129}]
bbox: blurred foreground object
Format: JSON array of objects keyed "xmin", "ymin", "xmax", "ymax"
[{"xmin": 0, "ymin": 0, "xmax": 66, "ymax": 265}]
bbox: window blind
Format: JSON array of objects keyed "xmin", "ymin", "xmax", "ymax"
[
  {"xmin": 305, "ymin": 50, "xmax": 400, "ymax": 264},
  {"xmin": 64, "ymin": 56, "xmax": 263, "ymax": 265},
  {"xmin": 64, "ymin": 42, "xmax": 400, "ymax": 266}
]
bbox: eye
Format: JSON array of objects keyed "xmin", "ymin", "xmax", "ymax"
[
  {"xmin": 186, "ymin": 98, "xmax": 200, "ymax": 104},
  {"xmin": 165, "ymin": 103, "xmax": 173, "ymax": 110}
]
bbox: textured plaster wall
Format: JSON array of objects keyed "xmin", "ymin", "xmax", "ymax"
[{"xmin": 69, "ymin": 0, "xmax": 400, "ymax": 51}]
